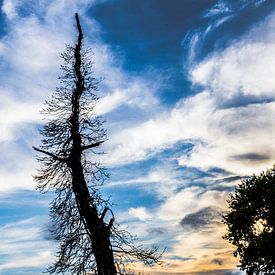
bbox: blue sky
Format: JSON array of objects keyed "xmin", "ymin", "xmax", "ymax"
[{"xmin": 0, "ymin": 0, "xmax": 275, "ymax": 274}]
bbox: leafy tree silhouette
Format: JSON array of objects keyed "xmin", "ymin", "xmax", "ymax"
[
  {"xmin": 223, "ymin": 167, "xmax": 275, "ymax": 274},
  {"xmin": 33, "ymin": 13, "xmax": 162, "ymax": 275}
]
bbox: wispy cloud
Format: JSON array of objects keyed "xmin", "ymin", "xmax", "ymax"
[
  {"xmin": 105, "ymin": 9, "xmax": 275, "ymax": 176},
  {"xmin": 98, "ymin": 3, "xmax": 275, "ymax": 273},
  {"xmin": 0, "ymin": 217, "xmax": 53, "ymax": 272},
  {"xmin": 0, "ymin": 0, "xmax": 274, "ymax": 274},
  {"xmin": 0, "ymin": 0, "xmax": 162, "ymax": 193}
]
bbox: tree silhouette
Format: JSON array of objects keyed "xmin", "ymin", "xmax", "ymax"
[
  {"xmin": 33, "ymin": 13, "xmax": 161, "ymax": 275},
  {"xmin": 223, "ymin": 167, "xmax": 275, "ymax": 274}
]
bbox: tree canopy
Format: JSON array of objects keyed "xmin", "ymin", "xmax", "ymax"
[{"xmin": 223, "ymin": 168, "xmax": 275, "ymax": 274}]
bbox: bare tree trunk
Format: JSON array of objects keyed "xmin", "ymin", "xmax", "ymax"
[
  {"xmin": 69, "ymin": 157, "xmax": 117, "ymax": 275},
  {"xmin": 67, "ymin": 13, "xmax": 117, "ymax": 275}
]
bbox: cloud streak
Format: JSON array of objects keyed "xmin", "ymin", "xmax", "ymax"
[
  {"xmin": 0, "ymin": 217, "xmax": 53, "ymax": 272},
  {"xmin": 0, "ymin": 0, "xmax": 274, "ymax": 274}
]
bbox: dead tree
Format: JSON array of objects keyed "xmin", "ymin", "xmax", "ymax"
[{"xmin": 33, "ymin": 13, "xmax": 162, "ymax": 275}]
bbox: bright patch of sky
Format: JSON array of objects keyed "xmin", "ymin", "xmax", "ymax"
[{"xmin": 0, "ymin": 0, "xmax": 274, "ymax": 273}]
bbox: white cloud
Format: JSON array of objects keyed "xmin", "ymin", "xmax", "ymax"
[
  {"xmin": 97, "ymin": 89, "xmax": 128, "ymax": 115},
  {"xmin": 191, "ymin": 42, "xmax": 275, "ymax": 100},
  {"xmin": 0, "ymin": 217, "xmax": 53, "ymax": 271},
  {"xmin": 105, "ymin": 90, "xmax": 275, "ymax": 175},
  {"xmin": 106, "ymin": 162, "xmax": 183, "ymax": 199},
  {"xmin": 191, "ymin": 9, "xmax": 275, "ymax": 101},
  {"xmin": 0, "ymin": 251, "xmax": 52, "ymax": 270},
  {"xmin": 104, "ymin": 11, "xmax": 275, "ymax": 177},
  {"xmin": 2, "ymin": 0, "xmax": 18, "ymax": 19},
  {"xmin": 96, "ymin": 78, "xmax": 160, "ymax": 116},
  {"xmin": 157, "ymin": 186, "xmax": 228, "ymax": 221},
  {"xmin": 128, "ymin": 207, "xmax": 151, "ymax": 221}
]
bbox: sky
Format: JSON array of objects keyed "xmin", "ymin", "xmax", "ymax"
[{"xmin": 0, "ymin": 0, "xmax": 275, "ymax": 274}]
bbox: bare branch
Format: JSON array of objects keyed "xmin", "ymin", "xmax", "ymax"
[
  {"xmin": 101, "ymin": 207, "xmax": 108, "ymax": 220},
  {"xmin": 107, "ymin": 217, "xmax": 115, "ymax": 231},
  {"xmin": 81, "ymin": 140, "xmax": 104, "ymax": 151},
  {"xmin": 33, "ymin": 146, "xmax": 67, "ymax": 163}
]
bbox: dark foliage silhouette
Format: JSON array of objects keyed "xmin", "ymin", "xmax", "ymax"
[
  {"xmin": 223, "ymin": 167, "xmax": 275, "ymax": 274},
  {"xmin": 33, "ymin": 13, "xmax": 162, "ymax": 275}
]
